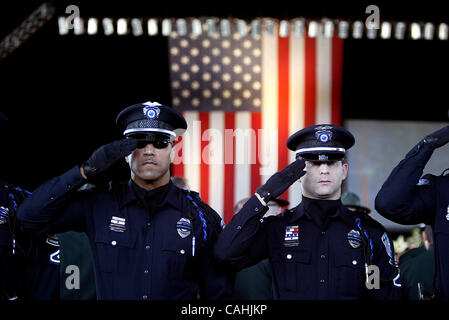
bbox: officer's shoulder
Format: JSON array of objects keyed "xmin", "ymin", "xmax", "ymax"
[{"xmin": 179, "ymin": 188, "xmax": 224, "ymax": 228}]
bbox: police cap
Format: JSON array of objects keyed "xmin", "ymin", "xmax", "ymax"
[
  {"xmin": 341, "ymin": 191, "xmax": 371, "ymax": 214},
  {"xmin": 116, "ymin": 101, "xmax": 187, "ymax": 141},
  {"xmin": 286, "ymin": 124, "xmax": 354, "ymax": 161}
]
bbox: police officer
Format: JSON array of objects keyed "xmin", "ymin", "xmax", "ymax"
[
  {"xmin": 17, "ymin": 101, "xmax": 233, "ymax": 300},
  {"xmin": 1, "ymin": 112, "xmax": 60, "ymax": 300},
  {"xmin": 214, "ymin": 124, "xmax": 401, "ymax": 299},
  {"xmin": 375, "ymin": 125, "xmax": 449, "ymax": 299}
]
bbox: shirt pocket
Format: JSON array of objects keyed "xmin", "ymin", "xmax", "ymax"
[
  {"xmin": 162, "ymin": 239, "xmax": 194, "ymax": 281},
  {"xmin": 334, "ymin": 252, "xmax": 364, "ymax": 298},
  {"xmin": 272, "ymin": 249, "xmax": 311, "ymax": 292},
  {"xmin": 94, "ymin": 232, "xmax": 137, "ymax": 273}
]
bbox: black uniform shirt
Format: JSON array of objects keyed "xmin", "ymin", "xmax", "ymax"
[
  {"xmin": 17, "ymin": 166, "xmax": 233, "ymax": 300},
  {"xmin": 215, "ymin": 195, "xmax": 402, "ymax": 300},
  {"xmin": 376, "ymin": 140, "xmax": 449, "ymax": 298}
]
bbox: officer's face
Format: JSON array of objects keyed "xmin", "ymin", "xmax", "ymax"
[
  {"xmin": 299, "ymin": 160, "xmax": 348, "ymax": 200},
  {"xmin": 126, "ymin": 141, "xmax": 173, "ymax": 189}
]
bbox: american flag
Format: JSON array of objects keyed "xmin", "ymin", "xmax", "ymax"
[
  {"xmin": 285, "ymin": 225, "xmax": 299, "ymax": 241},
  {"xmin": 169, "ymin": 20, "xmax": 343, "ymax": 224}
]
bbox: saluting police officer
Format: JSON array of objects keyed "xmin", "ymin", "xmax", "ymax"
[
  {"xmin": 17, "ymin": 101, "xmax": 233, "ymax": 300},
  {"xmin": 214, "ymin": 124, "xmax": 402, "ymax": 299},
  {"xmin": 375, "ymin": 125, "xmax": 449, "ymax": 299}
]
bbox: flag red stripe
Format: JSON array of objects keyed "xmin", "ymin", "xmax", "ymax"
[
  {"xmin": 199, "ymin": 112, "xmax": 209, "ymax": 203},
  {"xmin": 250, "ymin": 112, "xmax": 261, "ymax": 194},
  {"xmin": 304, "ymin": 35, "xmax": 316, "ymax": 126},
  {"xmin": 278, "ymin": 35, "xmax": 290, "ymax": 201},
  {"xmin": 223, "ymin": 112, "xmax": 235, "ymax": 224},
  {"xmin": 331, "ymin": 37, "xmax": 344, "ymax": 126}
]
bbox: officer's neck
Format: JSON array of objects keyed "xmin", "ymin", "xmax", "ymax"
[
  {"xmin": 302, "ymin": 196, "xmax": 341, "ymax": 230},
  {"xmin": 131, "ymin": 174, "xmax": 170, "ymax": 191}
]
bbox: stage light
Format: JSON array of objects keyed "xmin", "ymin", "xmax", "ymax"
[
  {"xmin": 410, "ymin": 22, "xmax": 421, "ymax": 40},
  {"xmin": 147, "ymin": 19, "xmax": 158, "ymax": 36},
  {"xmin": 131, "ymin": 18, "xmax": 143, "ymax": 36},
  {"xmin": 279, "ymin": 20, "xmax": 289, "ymax": 37},
  {"xmin": 176, "ymin": 18, "xmax": 187, "ymax": 36},
  {"xmin": 438, "ymin": 23, "xmax": 448, "ymax": 40},
  {"xmin": 394, "ymin": 22, "xmax": 406, "ymax": 39},
  {"xmin": 380, "ymin": 21, "xmax": 391, "ymax": 39},
  {"xmin": 103, "ymin": 18, "xmax": 114, "ymax": 36},
  {"xmin": 337, "ymin": 20, "xmax": 349, "ymax": 39},
  {"xmin": 117, "ymin": 18, "xmax": 128, "ymax": 35},
  {"xmin": 423, "ymin": 22, "xmax": 434, "ymax": 40},
  {"xmin": 292, "ymin": 18, "xmax": 305, "ymax": 37},
  {"xmin": 237, "ymin": 19, "xmax": 248, "ymax": 37},
  {"xmin": 308, "ymin": 20, "xmax": 319, "ymax": 38},
  {"xmin": 58, "ymin": 17, "xmax": 69, "ymax": 35},
  {"xmin": 323, "ymin": 19, "xmax": 334, "ymax": 38},
  {"xmin": 73, "ymin": 17, "xmax": 84, "ymax": 35},
  {"xmin": 352, "ymin": 21, "xmax": 363, "ymax": 39},
  {"xmin": 162, "ymin": 19, "xmax": 172, "ymax": 36},
  {"xmin": 192, "ymin": 18, "xmax": 202, "ymax": 36},
  {"xmin": 220, "ymin": 19, "xmax": 231, "ymax": 37},
  {"xmin": 87, "ymin": 18, "xmax": 98, "ymax": 35},
  {"xmin": 251, "ymin": 19, "xmax": 261, "ymax": 37}
]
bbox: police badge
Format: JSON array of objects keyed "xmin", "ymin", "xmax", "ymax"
[
  {"xmin": 176, "ymin": 218, "xmax": 192, "ymax": 238},
  {"xmin": 347, "ymin": 229, "xmax": 362, "ymax": 248},
  {"xmin": 142, "ymin": 101, "xmax": 161, "ymax": 120}
]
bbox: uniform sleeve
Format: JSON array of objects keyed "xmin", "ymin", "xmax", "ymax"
[
  {"xmin": 213, "ymin": 195, "xmax": 270, "ymax": 271},
  {"xmin": 375, "ymin": 140, "xmax": 437, "ymax": 225},
  {"xmin": 366, "ymin": 226, "xmax": 402, "ymax": 300},
  {"xmin": 17, "ymin": 166, "xmax": 88, "ymax": 234}
]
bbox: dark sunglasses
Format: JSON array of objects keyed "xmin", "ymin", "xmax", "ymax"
[{"xmin": 136, "ymin": 139, "xmax": 172, "ymax": 149}]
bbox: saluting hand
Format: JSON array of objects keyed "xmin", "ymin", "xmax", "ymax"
[
  {"xmin": 81, "ymin": 138, "xmax": 138, "ymax": 179},
  {"xmin": 424, "ymin": 125, "xmax": 449, "ymax": 149},
  {"xmin": 256, "ymin": 157, "xmax": 306, "ymax": 204}
]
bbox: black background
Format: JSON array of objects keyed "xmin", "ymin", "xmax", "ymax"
[{"xmin": 1, "ymin": 0, "xmax": 448, "ymax": 190}]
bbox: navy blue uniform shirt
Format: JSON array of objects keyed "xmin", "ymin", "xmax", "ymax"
[
  {"xmin": 215, "ymin": 195, "xmax": 402, "ymax": 300},
  {"xmin": 17, "ymin": 166, "xmax": 233, "ymax": 300},
  {"xmin": 375, "ymin": 140, "xmax": 449, "ymax": 298}
]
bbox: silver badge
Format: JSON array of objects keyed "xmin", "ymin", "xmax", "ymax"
[
  {"xmin": 142, "ymin": 101, "xmax": 161, "ymax": 120},
  {"xmin": 347, "ymin": 229, "xmax": 362, "ymax": 248},
  {"xmin": 382, "ymin": 232, "xmax": 397, "ymax": 266},
  {"xmin": 177, "ymin": 218, "xmax": 192, "ymax": 238}
]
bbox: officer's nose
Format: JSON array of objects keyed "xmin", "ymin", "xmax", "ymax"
[
  {"xmin": 319, "ymin": 163, "xmax": 330, "ymax": 174},
  {"xmin": 142, "ymin": 143, "xmax": 156, "ymax": 155}
]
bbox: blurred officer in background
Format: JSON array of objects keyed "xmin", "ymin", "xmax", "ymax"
[
  {"xmin": 18, "ymin": 101, "xmax": 233, "ymax": 300},
  {"xmin": 375, "ymin": 125, "xmax": 449, "ymax": 299},
  {"xmin": 215, "ymin": 124, "xmax": 401, "ymax": 300},
  {"xmin": 341, "ymin": 191, "xmax": 371, "ymax": 216},
  {"xmin": 1, "ymin": 112, "xmax": 59, "ymax": 300}
]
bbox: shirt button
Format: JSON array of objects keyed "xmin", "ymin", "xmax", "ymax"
[
  {"xmin": 286, "ymin": 254, "xmax": 292, "ymax": 260},
  {"xmin": 321, "ymin": 231, "xmax": 326, "ymax": 235},
  {"xmin": 320, "ymin": 254, "xmax": 326, "ymax": 259},
  {"xmin": 180, "ymin": 249, "xmax": 185, "ymax": 254},
  {"xmin": 320, "ymin": 279, "xmax": 325, "ymax": 284},
  {"xmin": 111, "ymin": 240, "xmax": 117, "ymax": 246},
  {"xmin": 142, "ymin": 295, "xmax": 148, "ymax": 300},
  {"xmin": 352, "ymin": 260, "xmax": 358, "ymax": 265},
  {"xmin": 145, "ymin": 245, "xmax": 150, "ymax": 249},
  {"xmin": 144, "ymin": 270, "xmax": 149, "ymax": 274},
  {"xmin": 255, "ymin": 207, "xmax": 259, "ymax": 212}
]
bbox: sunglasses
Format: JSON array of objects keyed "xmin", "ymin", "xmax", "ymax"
[{"xmin": 136, "ymin": 139, "xmax": 172, "ymax": 149}]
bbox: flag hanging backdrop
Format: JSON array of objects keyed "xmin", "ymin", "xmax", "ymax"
[{"xmin": 169, "ymin": 20, "xmax": 344, "ymax": 224}]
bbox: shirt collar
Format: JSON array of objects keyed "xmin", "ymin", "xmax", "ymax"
[
  {"xmin": 118, "ymin": 180, "xmax": 181, "ymax": 210},
  {"xmin": 288, "ymin": 199, "xmax": 357, "ymax": 227}
]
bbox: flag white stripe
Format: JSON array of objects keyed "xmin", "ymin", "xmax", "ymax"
[
  {"xmin": 208, "ymin": 111, "xmax": 225, "ymax": 217},
  {"xmin": 260, "ymin": 24, "xmax": 279, "ymax": 184},
  {"xmin": 234, "ymin": 111, "xmax": 252, "ymax": 205},
  {"xmin": 316, "ymin": 37, "xmax": 332, "ymax": 124},
  {"xmin": 183, "ymin": 111, "xmax": 201, "ymax": 193}
]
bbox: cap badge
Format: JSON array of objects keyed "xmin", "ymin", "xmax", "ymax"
[
  {"xmin": 315, "ymin": 126, "xmax": 333, "ymax": 144},
  {"xmin": 347, "ymin": 229, "xmax": 362, "ymax": 248},
  {"xmin": 142, "ymin": 101, "xmax": 161, "ymax": 120},
  {"xmin": 177, "ymin": 218, "xmax": 192, "ymax": 238}
]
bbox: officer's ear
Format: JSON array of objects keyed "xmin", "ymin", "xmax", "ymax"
[{"xmin": 341, "ymin": 159, "xmax": 348, "ymax": 181}]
